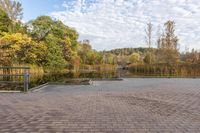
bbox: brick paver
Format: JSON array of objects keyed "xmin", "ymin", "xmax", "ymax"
[{"xmin": 0, "ymin": 78, "xmax": 200, "ymax": 133}]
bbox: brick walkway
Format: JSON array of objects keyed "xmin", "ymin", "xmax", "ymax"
[{"xmin": 0, "ymin": 78, "xmax": 200, "ymax": 133}]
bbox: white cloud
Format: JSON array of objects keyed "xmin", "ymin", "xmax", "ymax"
[{"xmin": 51, "ymin": 0, "xmax": 200, "ymax": 51}]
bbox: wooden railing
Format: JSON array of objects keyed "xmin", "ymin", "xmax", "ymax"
[{"xmin": 0, "ymin": 66, "xmax": 30, "ymax": 92}]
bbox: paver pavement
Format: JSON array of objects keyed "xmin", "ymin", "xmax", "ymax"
[{"xmin": 0, "ymin": 78, "xmax": 200, "ymax": 133}]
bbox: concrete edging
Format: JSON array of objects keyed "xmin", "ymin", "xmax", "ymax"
[
  {"xmin": 0, "ymin": 78, "xmax": 124, "ymax": 93},
  {"xmin": 29, "ymin": 83, "xmax": 49, "ymax": 92},
  {"xmin": 0, "ymin": 91, "xmax": 21, "ymax": 93}
]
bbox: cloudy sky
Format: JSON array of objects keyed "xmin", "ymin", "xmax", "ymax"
[{"xmin": 19, "ymin": 0, "xmax": 200, "ymax": 51}]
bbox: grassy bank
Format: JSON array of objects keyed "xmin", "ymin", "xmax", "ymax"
[
  {"xmin": 129, "ymin": 63, "xmax": 200, "ymax": 77},
  {"xmin": 79, "ymin": 64, "xmax": 116, "ymax": 71}
]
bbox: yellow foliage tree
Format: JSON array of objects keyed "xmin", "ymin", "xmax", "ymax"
[
  {"xmin": 129, "ymin": 53, "xmax": 141, "ymax": 64},
  {"xmin": 0, "ymin": 32, "xmax": 47, "ymax": 65}
]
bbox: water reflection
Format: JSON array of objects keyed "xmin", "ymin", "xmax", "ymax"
[
  {"xmin": 30, "ymin": 68, "xmax": 200, "ymax": 88},
  {"xmin": 1, "ymin": 69, "xmax": 200, "ymax": 91},
  {"xmin": 30, "ymin": 70, "xmax": 118, "ymax": 88}
]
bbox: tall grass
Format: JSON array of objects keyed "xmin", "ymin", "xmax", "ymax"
[
  {"xmin": 129, "ymin": 63, "xmax": 200, "ymax": 77},
  {"xmin": 0, "ymin": 64, "xmax": 44, "ymax": 82},
  {"xmin": 79, "ymin": 64, "xmax": 116, "ymax": 72}
]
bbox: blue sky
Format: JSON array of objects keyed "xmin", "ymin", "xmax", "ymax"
[
  {"xmin": 18, "ymin": 0, "xmax": 65, "ymax": 21},
  {"xmin": 17, "ymin": 0, "xmax": 200, "ymax": 51}
]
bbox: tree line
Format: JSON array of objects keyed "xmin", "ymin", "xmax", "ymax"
[
  {"xmin": 0, "ymin": 0, "xmax": 200, "ymax": 76},
  {"xmin": 0, "ymin": 0, "xmax": 116, "ymax": 73},
  {"xmin": 105, "ymin": 20, "xmax": 200, "ymax": 67}
]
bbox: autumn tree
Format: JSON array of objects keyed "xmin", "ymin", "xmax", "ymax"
[
  {"xmin": 129, "ymin": 53, "xmax": 141, "ymax": 64},
  {"xmin": 0, "ymin": 32, "xmax": 47, "ymax": 65},
  {"xmin": 183, "ymin": 49, "xmax": 199, "ymax": 63},
  {"xmin": 144, "ymin": 51, "xmax": 155, "ymax": 64},
  {"xmin": 78, "ymin": 41, "xmax": 92, "ymax": 64},
  {"xmin": 156, "ymin": 20, "xmax": 179, "ymax": 64},
  {"xmin": 161, "ymin": 21, "xmax": 179, "ymax": 50},
  {"xmin": 78, "ymin": 40, "xmax": 104, "ymax": 65}
]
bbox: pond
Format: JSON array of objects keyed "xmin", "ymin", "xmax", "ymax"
[
  {"xmin": 29, "ymin": 69, "xmax": 200, "ymax": 88},
  {"xmin": 29, "ymin": 70, "xmax": 119, "ymax": 88},
  {"xmin": 1, "ymin": 69, "xmax": 200, "ymax": 91},
  {"xmin": 0, "ymin": 70, "xmax": 120, "ymax": 91}
]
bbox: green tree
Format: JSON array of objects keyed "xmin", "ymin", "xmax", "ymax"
[
  {"xmin": 44, "ymin": 34, "xmax": 66, "ymax": 72},
  {"xmin": 27, "ymin": 16, "xmax": 80, "ymax": 70},
  {"xmin": 28, "ymin": 16, "xmax": 54, "ymax": 41},
  {"xmin": 0, "ymin": 6, "xmax": 25, "ymax": 33},
  {"xmin": 0, "ymin": 8, "xmax": 11, "ymax": 32},
  {"xmin": 0, "ymin": 0, "xmax": 23, "ymax": 20}
]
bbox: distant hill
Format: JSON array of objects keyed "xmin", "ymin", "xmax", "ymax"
[{"xmin": 103, "ymin": 47, "xmax": 156, "ymax": 56}]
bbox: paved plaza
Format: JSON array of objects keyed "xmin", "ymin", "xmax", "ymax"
[{"xmin": 0, "ymin": 78, "xmax": 200, "ymax": 133}]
